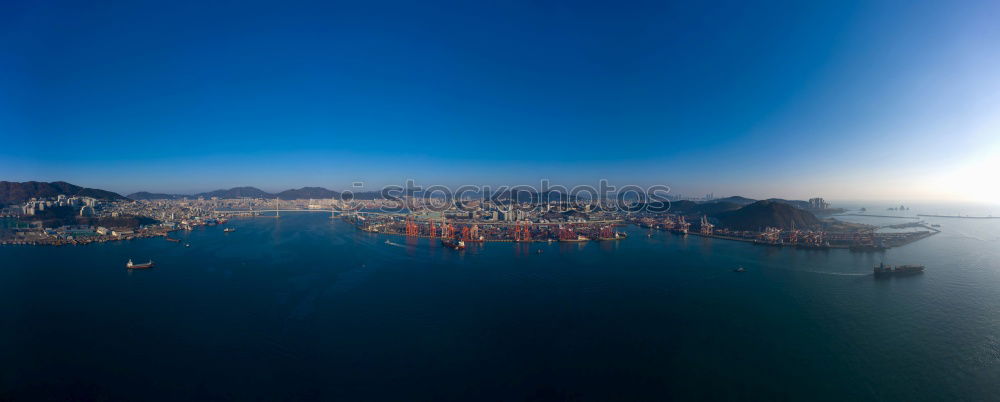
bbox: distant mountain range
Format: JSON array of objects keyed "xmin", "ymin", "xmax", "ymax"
[
  {"xmin": 0, "ymin": 181, "xmax": 127, "ymax": 206},
  {"xmin": 6, "ymin": 181, "xmax": 830, "ymax": 220},
  {"xmin": 709, "ymin": 196, "xmax": 758, "ymax": 206},
  {"xmin": 127, "ymin": 186, "xmax": 345, "ymax": 200},
  {"xmin": 196, "ymin": 186, "xmax": 275, "ymax": 199},
  {"xmin": 668, "ymin": 200, "xmax": 744, "ymax": 216},
  {"xmin": 126, "ymin": 192, "xmax": 185, "ymax": 200},
  {"xmin": 275, "ymin": 187, "xmax": 340, "ymax": 200},
  {"xmin": 764, "ymin": 198, "xmax": 813, "ymax": 210}
]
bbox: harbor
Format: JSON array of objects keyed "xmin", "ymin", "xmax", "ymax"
[{"xmin": 4, "ymin": 210, "xmax": 993, "ymax": 401}]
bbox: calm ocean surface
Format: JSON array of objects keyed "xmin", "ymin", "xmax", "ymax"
[{"xmin": 3, "ymin": 205, "xmax": 1000, "ymax": 401}]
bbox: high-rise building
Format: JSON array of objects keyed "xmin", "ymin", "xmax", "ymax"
[{"xmin": 808, "ymin": 198, "xmax": 829, "ymax": 209}]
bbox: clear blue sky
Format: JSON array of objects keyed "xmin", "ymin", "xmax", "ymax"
[{"xmin": 2, "ymin": 0, "xmax": 998, "ymax": 201}]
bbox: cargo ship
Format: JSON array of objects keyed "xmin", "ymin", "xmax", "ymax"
[
  {"xmin": 165, "ymin": 237, "xmax": 181, "ymax": 243},
  {"xmin": 442, "ymin": 239, "xmax": 466, "ymax": 250},
  {"xmin": 126, "ymin": 259, "xmax": 155, "ymax": 269},
  {"xmin": 873, "ymin": 262, "xmax": 924, "ymax": 277}
]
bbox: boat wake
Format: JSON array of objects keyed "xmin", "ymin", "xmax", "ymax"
[
  {"xmin": 948, "ymin": 230, "xmax": 997, "ymax": 243},
  {"xmin": 384, "ymin": 240, "xmax": 405, "ymax": 248},
  {"xmin": 804, "ymin": 271, "xmax": 870, "ymax": 277},
  {"xmin": 741, "ymin": 263, "xmax": 870, "ymax": 277}
]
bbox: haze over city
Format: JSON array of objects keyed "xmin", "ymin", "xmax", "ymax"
[{"xmin": 3, "ymin": 1, "xmax": 998, "ymax": 202}]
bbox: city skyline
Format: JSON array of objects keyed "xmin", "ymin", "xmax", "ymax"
[{"xmin": 3, "ymin": 1, "xmax": 999, "ymax": 202}]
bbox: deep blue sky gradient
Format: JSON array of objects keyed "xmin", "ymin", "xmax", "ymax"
[{"xmin": 2, "ymin": 1, "xmax": 998, "ymax": 200}]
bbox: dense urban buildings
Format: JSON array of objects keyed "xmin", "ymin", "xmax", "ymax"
[{"xmin": 0, "ymin": 184, "xmax": 936, "ymax": 249}]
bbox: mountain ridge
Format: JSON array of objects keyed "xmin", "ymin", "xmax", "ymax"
[
  {"xmin": 127, "ymin": 191, "xmax": 184, "ymax": 200},
  {"xmin": 713, "ymin": 200, "xmax": 822, "ymax": 231},
  {"xmin": 1, "ymin": 181, "xmax": 127, "ymax": 206}
]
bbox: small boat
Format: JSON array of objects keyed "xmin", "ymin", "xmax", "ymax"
[
  {"xmin": 126, "ymin": 259, "xmax": 155, "ymax": 269},
  {"xmin": 734, "ymin": 266, "xmax": 746, "ymax": 273},
  {"xmin": 184, "ymin": 243, "xmax": 190, "ymax": 247},
  {"xmin": 385, "ymin": 240, "xmax": 391, "ymax": 245},
  {"xmin": 536, "ymin": 249, "xmax": 543, "ymax": 254},
  {"xmin": 223, "ymin": 228, "xmax": 236, "ymax": 233}
]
